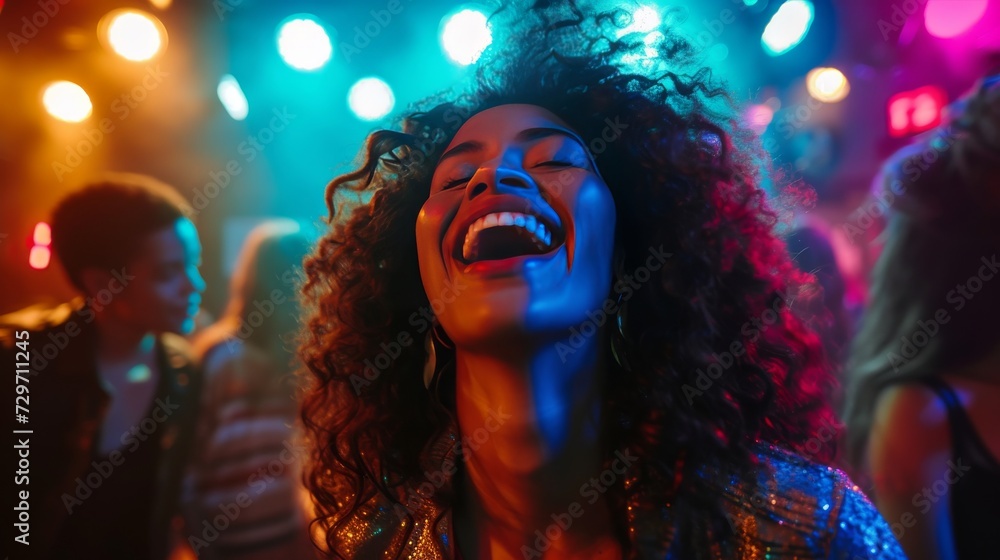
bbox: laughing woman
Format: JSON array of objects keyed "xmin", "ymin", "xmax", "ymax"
[{"xmin": 299, "ymin": 2, "xmax": 905, "ymax": 559}]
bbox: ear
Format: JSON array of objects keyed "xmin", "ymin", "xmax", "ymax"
[{"xmin": 78, "ymin": 267, "xmax": 113, "ymax": 299}]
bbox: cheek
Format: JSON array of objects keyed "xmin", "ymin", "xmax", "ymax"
[
  {"xmin": 567, "ymin": 179, "xmax": 616, "ymax": 300},
  {"xmin": 415, "ymin": 202, "xmax": 449, "ymax": 299},
  {"xmin": 128, "ymin": 277, "xmax": 180, "ymax": 308},
  {"xmin": 415, "ymin": 196, "xmax": 460, "ymax": 267},
  {"xmin": 572, "ymin": 178, "xmax": 617, "ymax": 250}
]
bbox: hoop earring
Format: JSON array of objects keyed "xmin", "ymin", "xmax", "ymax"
[
  {"xmin": 610, "ymin": 291, "xmax": 631, "ymax": 372},
  {"xmin": 423, "ymin": 321, "xmax": 454, "ymax": 391}
]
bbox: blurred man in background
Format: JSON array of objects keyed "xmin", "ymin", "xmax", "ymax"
[{"xmin": 3, "ymin": 173, "xmax": 206, "ymax": 559}]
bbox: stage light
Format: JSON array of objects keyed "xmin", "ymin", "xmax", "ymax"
[
  {"xmin": 105, "ymin": 10, "xmax": 165, "ymax": 61},
  {"xmin": 33, "ymin": 222, "xmax": 51, "ymax": 245},
  {"xmin": 887, "ymin": 86, "xmax": 947, "ymax": 138},
  {"xmin": 29, "ymin": 247, "xmax": 51, "ymax": 270},
  {"xmin": 806, "ymin": 67, "xmax": 849, "ymax": 103},
  {"xmin": 149, "ymin": 0, "xmax": 172, "ymax": 9},
  {"xmin": 29, "ymin": 222, "xmax": 51, "ymax": 270},
  {"xmin": 348, "ymin": 77, "xmax": 395, "ymax": 121},
  {"xmin": 617, "ymin": 5, "xmax": 661, "ymax": 35},
  {"xmin": 440, "ymin": 8, "xmax": 492, "ymax": 65},
  {"xmin": 762, "ymin": 0, "xmax": 814, "ymax": 56},
  {"xmin": 217, "ymin": 75, "xmax": 248, "ymax": 121},
  {"xmin": 42, "ymin": 81, "xmax": 92, "ymax": 122},
  {"xmin": 277, "ymin": 16, "xmax": 332, "ymax": 71},
  {"xmin": 924, "ymin": 0, "xmax": 988, "ymax": 38}
]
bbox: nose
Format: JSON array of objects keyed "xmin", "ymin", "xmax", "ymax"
[{"xmin": 466, "ymin": 164, "xmax": 536, "ymax": 200}]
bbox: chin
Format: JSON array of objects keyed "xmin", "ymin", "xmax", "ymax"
[{"xmin": 443, "ymin": 286, "xmax": 599, "ymax": 350}]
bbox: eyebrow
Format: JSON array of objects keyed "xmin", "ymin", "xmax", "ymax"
[
  {"xmin": 515, "ymin": 127, "xmax": 588, "ymax": 149},
  {"xmin": 438, "ymin": 140, "xmax": 485, "ymax": 165},
  {"xmin": 436, "ymin": 127, "xmax": 589, "ymax": 165}
]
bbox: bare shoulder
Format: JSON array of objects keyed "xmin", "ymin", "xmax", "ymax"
[
  {"xmin": 868, "ymin": 382, "xmax": 953, "ymax": 495},
  {"xmin": 870, "ymin": 382, "xmax": 950, "ymax": 446}
]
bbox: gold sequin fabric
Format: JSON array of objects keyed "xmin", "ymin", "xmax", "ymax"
[{"xmin": 328, "ymin": 431, "xmax": 906, "ymax": 559}]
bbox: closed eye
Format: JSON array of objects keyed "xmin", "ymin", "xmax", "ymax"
[{"xmin": 440, "ymin": 176, "xmax": 473, "ymax": 190}]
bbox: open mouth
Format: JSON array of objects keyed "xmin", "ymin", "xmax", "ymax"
[{"xmin": 456, "ymin": 211, "xmax": 565, "ymax": 264}]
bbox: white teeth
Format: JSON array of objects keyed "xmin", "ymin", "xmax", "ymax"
[
  {"xmin": 535, "ymin": 223, "xmax": 547, "ymax": 242},
  {"xmin": 460, "ymin": 211, "xmax": 559, "ymax": 262},
  {"xmin": 525, "ymin": 215, "xmax": 537, "ymax": 233}
]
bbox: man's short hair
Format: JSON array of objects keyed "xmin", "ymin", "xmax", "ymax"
[{"xmin": 51, "ymin": 173, "xmax": 193, "ymax": 291}]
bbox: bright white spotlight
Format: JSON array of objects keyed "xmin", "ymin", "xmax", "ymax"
[
  {"xmin": 106, "ymin": 10, "xmax": 164, "ymax": 61},
  {"xmin": 440, "ymin": 9, "xmax": 492, "ymax": 65},
  {"xmin": 42, "ymin": 81, "xmax": 93, "ymax": 122},
  {"xmin": 277, "ymin": 16, "xmax": 333, "ymax": 71},
  {"xmin": 806, "ymin": 67, "xmax": 849, "ymax": 103},
  {"xmin": 618, "ymin": 5, "xmax": 661, "ymax": 36},
  {"xmin": 762, "ymin": 0, "xmax": 814, "ymax": 56},
  {"xmin": 217, "ymin": 74, "xmax": 249, "ymax": 120},
  {"xmin": 348, "ymin": 77, "xmax": 395, "ymax": 121}
]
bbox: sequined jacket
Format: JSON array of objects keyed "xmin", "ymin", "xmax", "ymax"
[{"xmin": 330, "ymin": 427, "xmax": 907, "ymax": 559}]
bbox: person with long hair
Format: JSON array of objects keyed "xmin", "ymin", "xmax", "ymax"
[
  {"xmin": 844, "ymin": 74, "xmax": 1000, "ymax": 560},
  {"xmin": 188, "ymin": 220, "xmax": 318, "ymax": 559},
  {"xmin": 299, "ymin": 2, "xmax": 904, "ymax": 558}
]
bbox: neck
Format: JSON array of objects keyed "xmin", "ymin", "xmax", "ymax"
[
  {"xmin": 453, "ymin": 329, "xmax": 623, "ymax": 559},
  {"xmin": 94, "ymin": 311, "xmax": 156, "ymax": 364}
]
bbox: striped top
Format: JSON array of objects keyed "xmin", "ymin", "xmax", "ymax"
[{"xmin": 184, "ymin": 338, "xmax": 317, "ymax": 560}]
